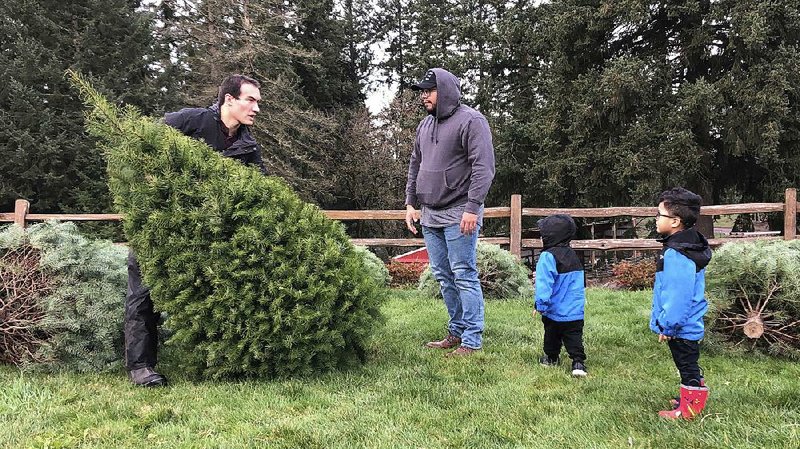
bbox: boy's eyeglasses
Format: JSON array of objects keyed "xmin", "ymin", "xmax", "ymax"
[{"xmin": 655, "ymin": 211, "xmax": 678, "ymax": 219}]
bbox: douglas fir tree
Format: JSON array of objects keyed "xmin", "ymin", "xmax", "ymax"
[{"xmin": 70, "ymin": 71, "xmax": 384, "ymax": 379}]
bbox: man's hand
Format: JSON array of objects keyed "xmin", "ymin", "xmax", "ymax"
[
  {"xmin": 405, "ymin": 205, "xmax": 420, "ymax": 234},
  {"xmin": 531, "ymin": 308, "xmax": 538, "ymax": 319},
  {"xmin": 460, "ymin": 212, "xmax": 478, "ymax": 235},
  {"xmin": 658, "ymin": 334, "xmax": 672, "ymax": 343}
]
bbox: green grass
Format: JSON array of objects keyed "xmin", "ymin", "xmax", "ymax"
[{"xmin": 2, "ymin": 288, "xmax": 798, "ymax": 448}]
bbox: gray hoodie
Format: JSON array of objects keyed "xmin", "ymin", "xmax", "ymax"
[{"xmin": 404, "ymin": 68, "xmax": 495, "ymax": 215}]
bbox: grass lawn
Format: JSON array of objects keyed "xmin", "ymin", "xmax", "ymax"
[{"xmin": 2, "ymin": 288, "xmax": 798, "ymax": 448}]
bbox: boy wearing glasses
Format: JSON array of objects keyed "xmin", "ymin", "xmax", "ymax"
[{"xmin": 651, "ymin": 187, "xmax": 712, "ymax": 419}]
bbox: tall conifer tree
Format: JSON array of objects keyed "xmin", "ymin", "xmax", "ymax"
[
  {"xmin": 496, "ymin": 0, "xmax": 800, "ymax": 231},
  {"xmin": 0, "ymin": 0, "xmax": 169, "ymax": 214}
]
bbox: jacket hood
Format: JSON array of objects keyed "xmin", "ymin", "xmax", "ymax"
[
  {"xmin": 432, "ymin": 68, "xmax": 461, "ymax": 120},
  {"xmin": 423, "ymin": 68, "xmax": 462, "ymax": 144},
  {"xmin": 657, "ymin": 228, "xmax": 711, "ymax": 270},
  {"xmin": 539, "ymin": 214, "xmax": 577, "ymax": 249}
]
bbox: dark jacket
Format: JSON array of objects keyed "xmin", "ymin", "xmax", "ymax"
[
  {"xmin": 404, "ymin": 68, "xmax": 495, "ymax": 214},
  {"xmin": 535, "ymin": 215, "xmax": 586, "ymax": 322},
  {"xmin": 650, "ymin": 228, "xmax": 712, "ymax": 340},
  {"xmin": 164, "ymin": 104, "xmax": 267, "ymax": 175}
]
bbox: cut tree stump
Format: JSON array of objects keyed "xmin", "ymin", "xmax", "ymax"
[{"xmin": 743, "ymin": 312, "xmax": 765, "ymax": 339}]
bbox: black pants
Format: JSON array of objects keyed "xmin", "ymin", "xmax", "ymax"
[
  {"xmin": 667, "ymin": 338, "xmax": 703, "ymax": 385},
  {"xmin": 541, "ymin": 316, "xmax": 585, "ymax": 363},
  {"xmin": 124, "ymin": 250, "xmax": 159, "ymax": 370}
]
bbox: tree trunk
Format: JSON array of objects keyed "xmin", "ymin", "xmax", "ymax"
[{"xmin": 743, "ymin": 312, "xmax": 765, "ymax": 339}]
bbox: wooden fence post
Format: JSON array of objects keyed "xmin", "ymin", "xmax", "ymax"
[
  {"xmin": 510, "ymin": 194, "xmax": 522, "ymax": 258},
  {"xmin": 14, "ymin": 199, "xmax": 30, "ymax": 228},
  {"xmin": 785, "ymin": 188, "xmax": 797, "ymax": 240}
]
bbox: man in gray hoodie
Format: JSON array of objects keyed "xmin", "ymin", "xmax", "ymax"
[{"xmin": 404, "ymin": 68, "xmax": 495, "ymax": 356}]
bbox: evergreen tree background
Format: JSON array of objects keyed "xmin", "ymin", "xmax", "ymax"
[
  {"xmin": 0, "ymin": 0, "xmax": 177, "ymax": 216},
  {"xmin": 1, "ymin": 0, "xmax": 798, "ymax": 237},
  {"xmin": 492, "ymin": 0, "xmax": 800, "ymax": 235}
]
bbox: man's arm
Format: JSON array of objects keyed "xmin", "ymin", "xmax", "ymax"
[
  {"xmin": 463, "ymin": 116, "xmax": 495, "ymax": 215},
  {"xmin": 164, "ymin": 109, "xmax": 196, "ymax": 135},
  {"xmin": 404, "ymin": 135, "xmax": 422, "ymax": 208},
  {"xmin": 404, "ymin": 136, "xmax": 422, "ymax": 234}
]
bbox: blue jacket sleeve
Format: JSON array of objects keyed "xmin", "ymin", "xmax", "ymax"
[
  {"xmin": 535, "ymin": 252, "xmax": 557, "ymax": 312},
  {"xmin": 656, "ymin": 249, "xmax": 697, "ymax": 336}
]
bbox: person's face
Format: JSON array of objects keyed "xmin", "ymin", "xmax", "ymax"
[
  {"xmin": 225, "ymin": 82, "xmax": 261, "ymax": 126},
  {"xmin": 420, "ymin": 88, "xmax": 437, "ymax": 113},
  {"xmin": 655, "ymin": 202, "xmax": 682, "ymax": 235}
]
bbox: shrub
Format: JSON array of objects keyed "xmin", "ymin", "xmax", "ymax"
[
  {"xmin": 386, "ymin": 261, "xmax": 427, "ymax": 287},
  {"xmin": 0, "ymin": 222, "xmax": 126, "ymax": 371},
  {"xmin": 611, "ymin": 258, "xmax": 657, "ymax": 290},
  {"xmin": 353, "ymin": 245, "xmax": 389, "ymax": 287},
  {"xmin": 418, "ymin": 242, "xmax": 533, "ymax": 300},
  {"xmin": 706, "ymin": 240, "xmax": 800, "ymax": 359},
  {"xmin": 71, "ymin": 72, "xmax": 385, "ymax": 379}
]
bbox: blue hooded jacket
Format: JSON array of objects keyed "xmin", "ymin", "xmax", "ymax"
[
  {"xmin": 535, "ymin": 215, "xmax": 586, "ymax": 322},
  {"xmin": 650, "ymin": 228, "xmax": 712, "ymax": 340}
]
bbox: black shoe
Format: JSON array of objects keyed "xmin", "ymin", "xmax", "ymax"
[
  {"xmin": 128, "ymin": 367, "xmax": 168, "ymax": 387},
  {"xmin": 571, "ymin": 361, "xmax": 588, "ymax": 377},
  {"xmin": 539, "ymin": 355, "xmax": 559, "ymax": 367}
]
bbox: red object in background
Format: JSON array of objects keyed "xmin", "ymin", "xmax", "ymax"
[{"xmin": 392, "ymin": 247, "xmax": 429, "ymax": 264}]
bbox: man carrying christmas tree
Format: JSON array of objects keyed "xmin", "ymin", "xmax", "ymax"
[
  {"xmin": 126, "ymin": 74, "xmax": 267, "ymax": 387},
  {"xmin": 404, "ymin": 68, "xmax": 495, "ymax": 356}
]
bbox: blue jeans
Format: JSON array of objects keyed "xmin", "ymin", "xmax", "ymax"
[{"xmin": 422, "ymin": 224, "xmax": 484, "ymax": 349}]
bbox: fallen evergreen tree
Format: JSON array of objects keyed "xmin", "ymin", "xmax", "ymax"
[
  {"xmin": 69, "ymin": 72, "xmax": 385, "ymax": 379},
  {"xmin": 0, "ymin": 222, "xmax": 126, "ymax": 371},
  {"xmin": 706, "ymin": 239, "xmax": 800, "ymax": 359},
  {"xmin": 418, "ymin": 242, "xmax": 534, "ymax": 300}
]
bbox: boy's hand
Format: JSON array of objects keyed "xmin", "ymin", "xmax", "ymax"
[
  {"xmin": 531, "ymin": 308, "xmax": 538, "ymax": 319},
  {"xmin": 658, "ymin": 334, "xmax": 672, "ymax": 343}
]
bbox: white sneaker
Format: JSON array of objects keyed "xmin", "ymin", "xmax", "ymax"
[{"xmin": 571, "ymin": 361, "xmax": 588, "ymax": 377}]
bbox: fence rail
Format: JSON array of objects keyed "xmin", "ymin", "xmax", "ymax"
[{"xmin": 2, "ymin": 188, "xmax": 797, "ymax": 257}]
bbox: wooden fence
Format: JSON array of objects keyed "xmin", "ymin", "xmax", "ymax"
[{"xmin": 2, "ymin": 188, "xmax": 797, "ymax": 257}]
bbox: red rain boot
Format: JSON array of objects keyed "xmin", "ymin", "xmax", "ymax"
[
  {"xmin": 659, "ymin": 384, "xmax": 709, "ymax": 420},
  {"xmin": 669, "ymin": 378, "xmax": 705, "ymax": 408}
]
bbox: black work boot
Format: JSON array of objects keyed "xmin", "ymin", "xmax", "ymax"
[{"xmin": 128, "ymin": 367, "xmax": 168, "ymax": 387}]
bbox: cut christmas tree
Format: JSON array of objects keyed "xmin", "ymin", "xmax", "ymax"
[
  {"xmin": 69, "ymin": 71, "xmax": 385, "ymax": 379},
  {"xmin": 706, "ymin": 239, "xmax": 800, "ymax": 359},
  {"xmin": 0, "ymin": 222, "xmax": 126, "ymax": 372}
]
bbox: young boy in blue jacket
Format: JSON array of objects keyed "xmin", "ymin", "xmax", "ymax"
[
  {"xmin": 651, "ymin": 187, "xmax": 712, "ymax": 420},
  {"xmin": 533, "ymin": 214, "xmax": 587, "ymax": 377}
]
